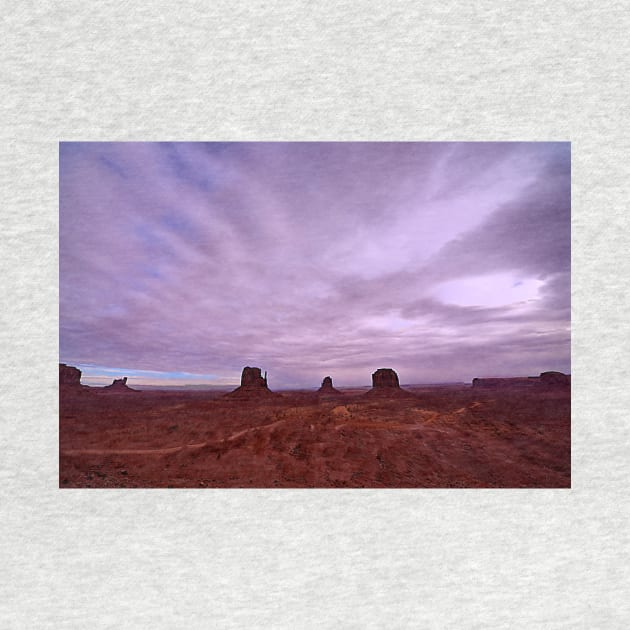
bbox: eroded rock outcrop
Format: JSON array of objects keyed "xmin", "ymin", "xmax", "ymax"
[
  {"xmin": 241, "ymin": 367, "xmax": 268, "ymax": 388},
  {"xmin": 104, "ymin": 376, "xmax": 137, "ymax": 392},
  {"xmin": 366, "ymin": 368, "xmax": 414, "ymax": 398},
  {"xmin": 225, "ymin": 366, "xmax": 277, "ymax": 398},
  {"xmin": 317, "ymin": 376, "xmax": 341, "ymax": 396},
  {"xmin": 59, "ymin": 363, "xmax": 82, "ymax": 387},
  {"xmin": 371, "ymin": 368, "xmax": 400, "ymax": 389}
]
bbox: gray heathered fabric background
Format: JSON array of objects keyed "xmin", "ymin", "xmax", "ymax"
[{"xmin": 1, "ymin": 1, "xmax": 629, "ymax": 627}]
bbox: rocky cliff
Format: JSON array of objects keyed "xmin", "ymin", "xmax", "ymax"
[{"xmin": 59, "ymin": 363, "xmax": 82, "ymax": 387}]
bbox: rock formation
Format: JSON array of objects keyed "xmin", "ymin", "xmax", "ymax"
[
  {"xmin": 225, "ymin": 366, "xmax": 277, "ymax": 398},
  {"xmin": 240, "ymin": 367, "xmax": 268, "ymax": 388},
  {"xmin": 104, "ymin": 376, "xmax": 136, "ymax": 392},
  {"xmin": 317, "ymin": 376, "xmax": 341, "ymax": 396},
  {"xmin": 366, "ymin": 368, "xmax": 414, "ymax": 398},
  {"xmin": 59, "ymin": 363, "xmax": 82, "ymax": 387},
  {"xmin": 472, "ymin": 372, "xmax": 570, "ymax": 389},
  {"xmin": 538, "ymin": 371, "xmax": 570, "ymax": 387},
  {"xmin": 371, "ymin": 368, "xmax": 400, "ymax": 389}
]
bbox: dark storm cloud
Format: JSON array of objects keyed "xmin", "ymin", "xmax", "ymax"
[{"xmin": 60, "ymin": 142, "xmax": 570, "ymax": 387}]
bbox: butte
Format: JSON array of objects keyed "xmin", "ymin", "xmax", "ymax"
[
  {"xmin": 365, "ymin": 368, "xmax": 415, "ymax": 398},
  {"xmin": 225, "ymin": 366, "xmax": 279, "ymax": 399},
  {"xmin": 103, "ymin": 376, "xmax": 137, "ymax": 392},
  {"xmin": 316, "ymin": 375, "xmax": 342, "ymax": 399},
  {"xmin": 59, "ymin": 363, "xmax": 82, "ymax": 388}
]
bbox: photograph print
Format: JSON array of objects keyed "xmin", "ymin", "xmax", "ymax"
[{"xmin": 59, "ymin": 141, "xmax": 570, "ymax": 488}]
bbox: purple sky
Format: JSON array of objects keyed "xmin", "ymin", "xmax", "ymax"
[{"xmin": 60, "ymin": 142, "xmax": 570, "ymax": 388}]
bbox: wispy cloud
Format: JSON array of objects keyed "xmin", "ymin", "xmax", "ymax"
[{"xmin": 60, "ymin": 142, "xmax": 570, "ymax": 387}]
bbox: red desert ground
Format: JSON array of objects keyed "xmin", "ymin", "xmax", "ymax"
[{"xmin": 59, "ymin": 364, "xmax": 570, "ymax": 488}]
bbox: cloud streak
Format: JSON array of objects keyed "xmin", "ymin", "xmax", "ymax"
[{"xmin": 60, "ymin": 142, "xmax": 570, "ymax": 387}]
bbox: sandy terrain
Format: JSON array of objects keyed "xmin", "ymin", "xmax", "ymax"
[{"xmin": 59, "ymin": 385, "xmax": 570, "ymax": 488}]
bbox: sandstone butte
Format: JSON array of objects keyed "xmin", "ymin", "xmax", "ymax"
[
  {"xmin": 103, "ymin": 376, "xmax": 137, "ymax": 392},
  {"xmin": 371, "ymin": 368, "xmax": 400, "ymax": 388},
  {"xmin": 225, "ymin": 366, "xmax": 278, "ymax": 398},
  {"xmin": 317, "ymin": 376, "xmax": 342, "ymax": 396},
  {"xmin": 365, "ymin": 368, "xmax": 415, "ymax": 398},
  {"xmin": 59, "ymin": 363, "xmax": 82, "ymax": 387}
]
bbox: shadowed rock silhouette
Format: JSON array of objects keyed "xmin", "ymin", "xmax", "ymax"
[
  {"xmin": 59, "ymin": 363, "xmax": 82, "ymax": 387},
  {"xmin": 241, "ymin": 367, "xmax": 268, "ymax": 388},
  {"xmin": 366, "ymin": 368, "xmax": 415, "ymax": 398},
  {"xmin": 317, "ymin": 376, "xmax": 342, "ymax": 397},
  {"xmin": 104, "ymin": 376, "xmax": 137, "ymax": 392},
  {"xmin": 225, "ymin": 366, "xmax": 278, "ymax": 398},
  {"xmin": 372, "ymin": 368, "xmax": 400, "ymax": 388}
]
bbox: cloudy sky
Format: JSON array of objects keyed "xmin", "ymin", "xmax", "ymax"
[{"xmin": 60, "ymin": 142, "xmax": 570, "ymax": 388}]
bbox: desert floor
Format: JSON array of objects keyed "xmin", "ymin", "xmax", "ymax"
[{"xmin": 59, "ymin": 385, "xmax": 570, "ymax": 488}]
